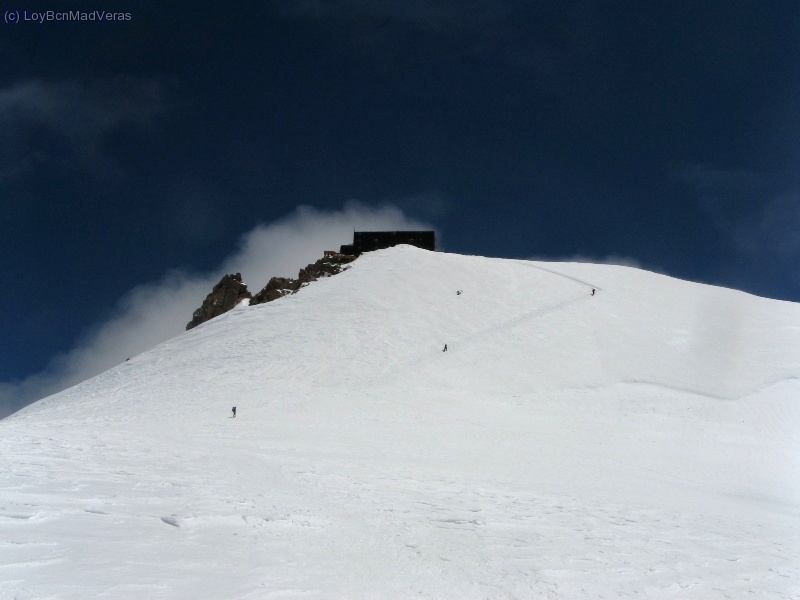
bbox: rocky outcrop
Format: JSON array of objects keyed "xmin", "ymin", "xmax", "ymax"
[
  {"xmin": 186, "ymin": 273, "xmax": 252, "ymax": 330},
  {"xmin": 250, "ymin": 253, "xmax": 356, "ymax": 306},
  {"xmin": 250, "ymin": 276, "xmax": 301, "ymax": 305},
  {"xmin": 185, "ymin": 254, "xmax": 357, "ymax": 331},
  {"xmin": 299, "ymin": 253, "xmax": 358, "ymax": 280}
]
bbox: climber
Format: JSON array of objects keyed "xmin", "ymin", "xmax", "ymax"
[{"xmin": 232, "ymin": 406, "xmax": 237, "ymax": 418}]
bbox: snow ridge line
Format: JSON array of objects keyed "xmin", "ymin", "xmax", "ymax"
[
  {"xmin": 518, "ymin": 260, "xmax": 602, "ymax": 291},
  {"xmin": 358, "ymin": 262, "xmax": 601, "ymax": 387},
  {"xmin": 366, "ymin": 275, "xmax": 596, "ymax": 388},
  {"xmin": 457, "ymin": 290, "xmax": 591, "ymax": 349},
  {"xmin": 406, "ymin": 261, "xmax": 599, "ymax": 383}
]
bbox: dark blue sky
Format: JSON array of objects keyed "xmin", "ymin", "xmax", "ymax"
[{"xmin": 1, "ymin": 1, "xmax": 799, "ymax": 393}]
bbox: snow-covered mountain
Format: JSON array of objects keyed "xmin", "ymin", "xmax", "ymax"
[{"xmin": 2, "ymin": 246, "xmax": 799, "ymax": 599}]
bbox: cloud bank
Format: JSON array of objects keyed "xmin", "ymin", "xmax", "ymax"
[{"xmin": 0, "ymin": 202, "xmax": 431, "ymax": 419}]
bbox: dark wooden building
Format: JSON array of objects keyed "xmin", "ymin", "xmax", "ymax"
[{"xmin": 340, "ymin": 231, "xmax": 435, "ymax": 256}]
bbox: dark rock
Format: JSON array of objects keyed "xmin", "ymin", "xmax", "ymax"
[
  {"xmin": 250, "ymin": 276, "xmax": 299, "ymax": 304},
  {"xmin": 186, "ymin": 273, "xmax": 252, "ymax": 330},
  {"xmin": 185, "ymin": 253, "xmax": 358, "ymax": 330},
  {"xmin": 250, "ymin": 253, "xmax": 356, "ymax": 306}
]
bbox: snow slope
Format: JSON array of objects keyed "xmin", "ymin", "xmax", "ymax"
[{"xmin": 1, "ymin": 245, "xmax": 799, "ymax": 599}]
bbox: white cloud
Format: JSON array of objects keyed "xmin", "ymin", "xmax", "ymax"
[{"xmin": 0, "ymin": 202, "xmax": 432, "ymax": 418}]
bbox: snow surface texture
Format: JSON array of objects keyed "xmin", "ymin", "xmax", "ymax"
[{"xmin": 1, "ymin": 246, "xmax": 799, "ymax": 599}]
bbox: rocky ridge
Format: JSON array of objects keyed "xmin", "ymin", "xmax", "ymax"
[
  {"xmin": 185, "ymin": 273, "xmax": 251, "ymax": 331},
  {"xmin": 186, "ymin": 253, "xmax": 356, "ymax": 330}
]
